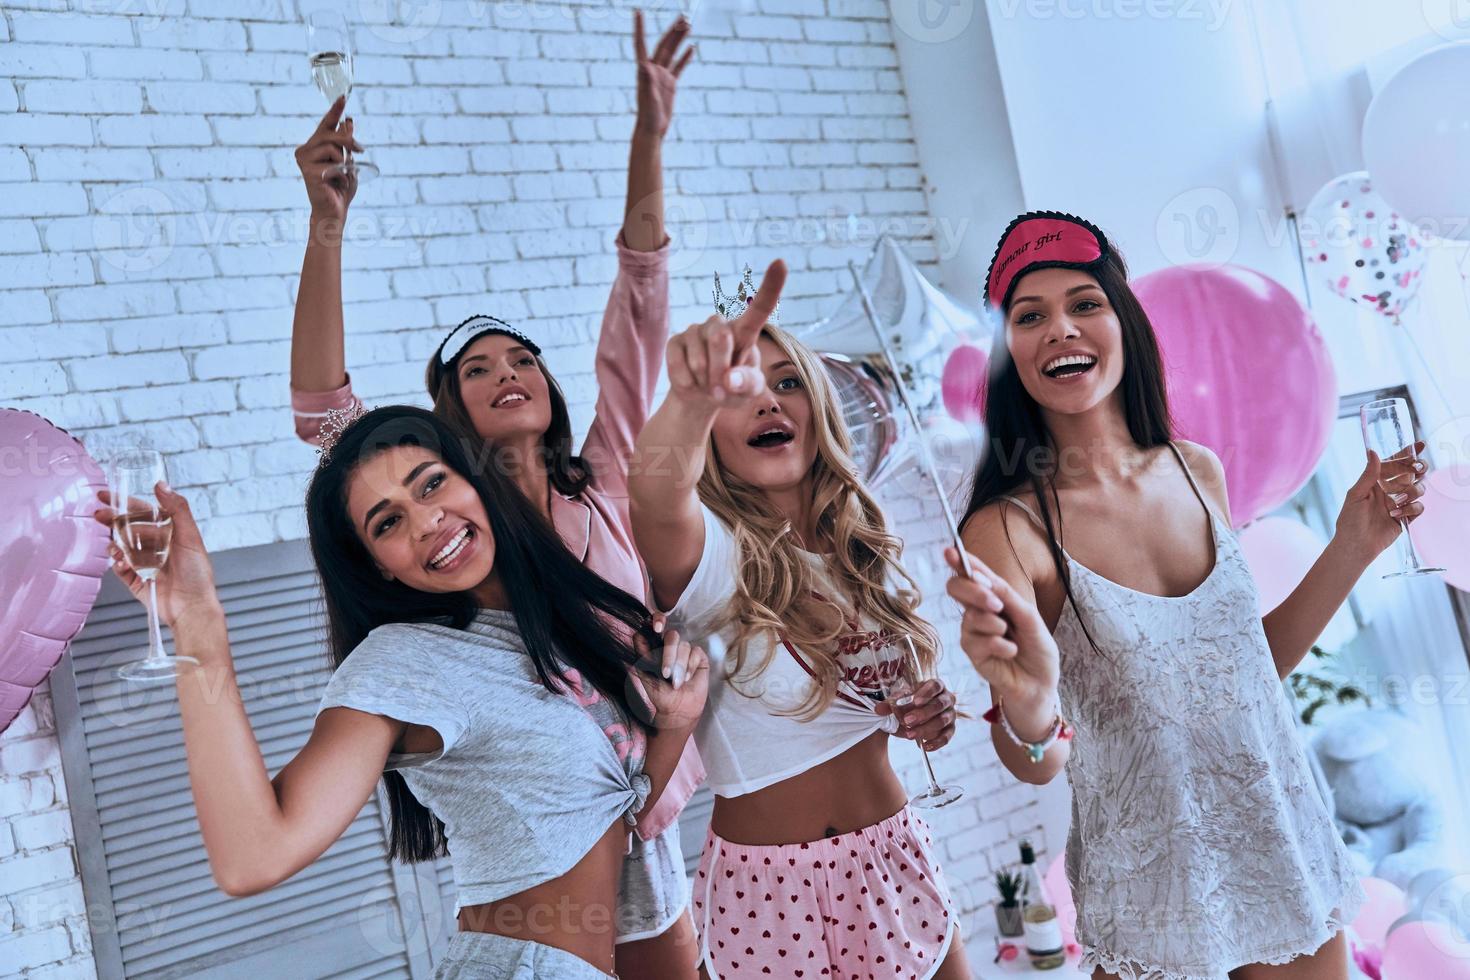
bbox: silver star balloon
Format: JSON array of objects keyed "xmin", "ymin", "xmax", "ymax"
[{"xmin": 792, "ymin": 235, "xmax": 991, "ymax": 576}]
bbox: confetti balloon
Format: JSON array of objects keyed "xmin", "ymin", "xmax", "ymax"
[{"xmin": 1302, "ymin": 172, "xmax": 1427, "ymax": 322}]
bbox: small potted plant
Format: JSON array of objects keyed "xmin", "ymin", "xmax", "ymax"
[{"xmin": 995, "ymin": 868, "xmax": 1024, "ymax": 937}]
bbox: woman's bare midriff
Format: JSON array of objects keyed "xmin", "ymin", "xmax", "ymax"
[
  {"xmin": 455, "ymin": 819, "xmax": 626, "ymax": 975},
  {"xmin": 709, "ymin": 730, "xmax": 907, "ymax": 845}
]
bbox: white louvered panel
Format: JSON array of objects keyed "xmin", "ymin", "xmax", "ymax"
[
  {"xmin": 108, "ymin": 825, "xmax": 385, "ymax": 903},
  {"xmin": 122, "ymin": 874, "xmax": 398, "ymax": 972},
  {"xmin": 678, "ymin": 784, "xmax": 715, "ymax": 877},
  {"xmin": 56, "ymin": 539, "xmax": 432, "ymax": 979}
]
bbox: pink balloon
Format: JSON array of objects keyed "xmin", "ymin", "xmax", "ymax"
[
  {"xmin": 1238, "ymin": 516, "xmax": 1328, "ymax": 613},
  {"xmin": 941, "ymin": 344, "xmax": 989, "ymax": 423},
  {"xmin": 1381, "ymin": 920, "xmax": 1470, "ymax": 980},
  {"xmin": 1354, "ymin": 877, "xmax": 1410, "ymax": 949},
  {"xmin": 0, "ymin": 409, "xmax": 110, "ymax": 734},
  {"xmin": 1043, "ymin": 850, "xmax": 1077, "ymax": 948},
  {"xmin": 1410, "ymin": 465, "xmax": 1470, "ymax": 592},
  {"xmin": 1132, "ymin": 265, "xmax": 1337, "ymax": 527}
]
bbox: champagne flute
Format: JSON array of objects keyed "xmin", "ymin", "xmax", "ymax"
[
  {"xmin": 107, "ymin": 450, "xmax": 200, "ymax": 682},
  {"xmin": 305, "ymin": 9, "xmax": 377, "ymax": 181},
  {"xmin": 852, "ymin": 633, "xmax": 964, "ymax": 809},
  {"xmin": 1360, "ymin": 397, "xmax": 1443, "ymax": 579}
]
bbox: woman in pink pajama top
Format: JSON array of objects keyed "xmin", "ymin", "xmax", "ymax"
[{"xmin": 285, "ymin": 13, "xmax": 704, "ymax": 979}]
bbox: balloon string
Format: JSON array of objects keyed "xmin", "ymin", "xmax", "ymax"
[
  {"xmin": 846, "ymin": 260, "xmax": 975, "ymax": 580},
  {"xmin": 1398, "ymin": 317, "xmax": 1456, "ymax": 418}
]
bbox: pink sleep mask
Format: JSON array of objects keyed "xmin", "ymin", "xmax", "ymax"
[{"xmin": 984, "ymin": 211, "xmax": 1111, "ymax": 310}]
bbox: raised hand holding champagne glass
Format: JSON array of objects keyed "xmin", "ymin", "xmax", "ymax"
[
  {"xmin": 99, "ymin": 451, "xmax": 202, "ymax": 681},
  {"xmin": 1358, "ymin": 397, "xmax": 1439, "ymax": 578},
  {"xmin": 305, "ymin": 9, "xmax": 376, "ymax": 182}
]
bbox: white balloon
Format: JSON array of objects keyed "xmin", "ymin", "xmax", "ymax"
[{"xmin": 1363, "ymin": 43, "xmax": 1470, "ymax": 242}]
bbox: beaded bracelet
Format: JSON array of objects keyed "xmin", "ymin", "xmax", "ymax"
[{"xmin": 982, "ymin": 696, "xmax": 1073, "ymax": 762}]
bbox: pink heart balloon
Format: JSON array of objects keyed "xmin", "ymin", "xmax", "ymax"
[
  {"xmin": 0, "ymin": 409, "xmax": 110, "ymax": 734},
  {"xmin": 1132, "ymin": 265, "xmax": 1337, "ymax": 527}
]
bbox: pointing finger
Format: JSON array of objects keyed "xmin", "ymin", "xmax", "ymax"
[{"xmin": 730, "ymin": 259, "xmax": 786, "ymax": 351}]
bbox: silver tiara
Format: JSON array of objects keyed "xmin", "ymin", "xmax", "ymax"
[
  {"xmin": 712, "ymin": 266, "xmax": 779, "ymax": 324},
  {"xmin": 316, "ymin": 402, "xmax": 368, "ymax": 466}
]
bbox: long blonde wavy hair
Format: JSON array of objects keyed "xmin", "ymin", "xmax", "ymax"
[{"xmin": 697, "ymin": 323, "xmax": 941, "ymax": 720}]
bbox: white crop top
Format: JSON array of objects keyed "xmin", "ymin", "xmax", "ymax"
[{"xmin": 664, "ymin": 505, "xmax": 901, "ymax": 798}]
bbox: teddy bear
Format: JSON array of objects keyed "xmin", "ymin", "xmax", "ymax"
[{"xmin": 1312, "ymin": 708, "xmax": 1448, "ymax": 889}]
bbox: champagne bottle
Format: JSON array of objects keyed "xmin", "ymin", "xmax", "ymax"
[{"xmin": 1018, "ymin": 839, "xmax": 1066, "ymax": 969}]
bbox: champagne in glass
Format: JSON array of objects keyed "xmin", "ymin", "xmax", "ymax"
[
  {"xmin": 310, "ymin": 50, "xmax": 352, "ymax": 103},
  {"xmin": 1359, "ymin": 397, "xmax": 1443, "ymax": 579},
  {"xmin": 305, "ymin": 9, "xmax": 377, "ymax": 181},
  {"xmin": 851, "ymin": 633, "xmax": 964, "ymax": 809},
  {"xmin": 112, "ymin": 509, "xmax": 173, "ymax": 576},
  {"xmin": 107, "ymin": 450, "xmax": 200, "ymax": 682}
]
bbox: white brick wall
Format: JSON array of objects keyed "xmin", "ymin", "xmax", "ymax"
[
  {"xmin": 0, "ymin": 684, "xmax": 96, "ymax": 980},
  {"xmin": 1, "ymin": 0, "xmax": 1049, "ymax": 973}
]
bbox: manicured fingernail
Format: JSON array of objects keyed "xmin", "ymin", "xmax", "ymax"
[
  {"xmin": 987, "ymin": 596, "xmax": 1003, "ymax": 612},
  {"xmin": 653, "ymin": 619, "xmax": 664, "ymax": 635},
  {"xmin": 1390, "ymin": 508, "xmax": 1404, "ymax": 517},
  {"xmin": 674, "ymin": 664, "xmax": 686, "ymax": 688}
]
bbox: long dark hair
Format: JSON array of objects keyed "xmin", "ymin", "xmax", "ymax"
[
  {"xmin": 424, "ymin": 323, "xmax": 591, "ymax": 498},
  {"xmin": 961, "ymin": 245, "xmax": 1173, "ymax": 646},
  {"xmin": 305, "ymin": 406, "xmax": 652, "ymax": 862}
]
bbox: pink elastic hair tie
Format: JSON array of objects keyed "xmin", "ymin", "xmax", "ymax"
[{"xmin": 984, "ymin": 211, "xmax": 1111, "ymax": 310}]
